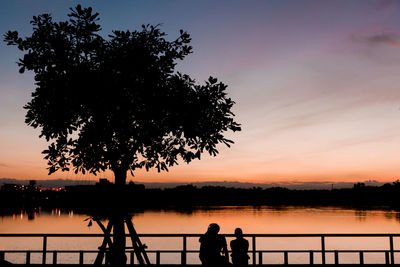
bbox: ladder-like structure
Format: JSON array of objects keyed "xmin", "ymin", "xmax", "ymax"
[{"xmin": 93, "ymin": 216, "xmax": 151, "ymax": 265}]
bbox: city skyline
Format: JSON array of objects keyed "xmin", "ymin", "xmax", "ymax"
[{"xmin": 2, "ymin": 0, "xmax": 400, "ymax": 184}]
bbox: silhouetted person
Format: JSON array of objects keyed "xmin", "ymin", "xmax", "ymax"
[
  {"xmin": 199, "ymin": 223, "xmax": 229, "ymax": 266},
  {"xmin": 230, "ymin": 228, "xmax": 249, "ymax": 266}
]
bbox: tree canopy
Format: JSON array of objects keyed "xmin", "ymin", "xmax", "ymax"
[{"xmin": 4, "ymin": 5, "xmax": 241, "ymax": 184}]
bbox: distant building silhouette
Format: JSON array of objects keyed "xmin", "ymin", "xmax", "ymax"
[{"xmin": 96, "ymin": 178, "xmax": 111, "ymax": 185}]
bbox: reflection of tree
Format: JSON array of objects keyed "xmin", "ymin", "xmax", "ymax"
[
  {"xmin": 384, "ymin": 211, "xmax": 394, "ymax": 221},
  {"xmin": 27, "ymin": 209, "xmax": 35, "ymax": 221},
  {"xmin": 5, "ymin": 5, "xmax": 240, "ymax": 265},
  {"xmin": 355, "ymin": 209, "xmax": 367, "ymax": 222}
]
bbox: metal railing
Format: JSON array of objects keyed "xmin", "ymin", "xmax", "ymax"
[{"xmin": 0, "ymin": 233, "xmax": 399, "ymax": 265}]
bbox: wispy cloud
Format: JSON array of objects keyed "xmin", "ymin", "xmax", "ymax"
[
  {"xmin": 376, "ymin": 0, "xmax": 400, "ymax": 11},
  {"xmin": 352, "ymin": 33, "xmax": 400, "ymax": 47},
  {"xmin": 0, "ymin": 162, "xmax": 9, "ymax": 168}
]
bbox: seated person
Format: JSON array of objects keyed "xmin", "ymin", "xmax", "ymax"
[
  {"xmin": 230, "ymin": 228, "xmax": 249, "ymax": 266},
  {"xmin": 199, "ymin": 223, "xmax": 229, "ymax": 266}
]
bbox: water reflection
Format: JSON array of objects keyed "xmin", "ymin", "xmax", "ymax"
[
  {"xmin": 4, "ymin": 208, "xmax": 66, "ymax": 222},
  {"xmin": 1, "ymin": 206, "xmax": 400, "ymax": 265},
  {"xmin": 1, "ymin": 206, "xmax": 400, "ymax": 234},
  {"xmin": 1, "ymin": 206, "xmax": 400, "ymax": 219},
  {"xmin": 384, "ymin": 211, "xmax": 394, "ymax": 220},
  {"xmin": 355, "ymin": 209, "xmax": 367, "ymax": 221}
]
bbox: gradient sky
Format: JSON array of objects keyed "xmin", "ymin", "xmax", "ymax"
[{"xmin": 1, "ymin": 0, "xmax": 400, "ymax": 184}]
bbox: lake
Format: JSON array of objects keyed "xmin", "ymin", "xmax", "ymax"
[{"xmin": 1, "ymin": 206, "xmax": 400, "ymax": 264}]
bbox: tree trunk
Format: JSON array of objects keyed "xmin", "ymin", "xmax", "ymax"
[
  {"xmin": 110, "ymin": 168, "xmax": 128, "ymax": 265},
  {"xmin": 111, "ymin": 216, "xmax": 127, "ymax": 265},
  {"xmin": 114, "ymin": 168, "xmax": 127, "ymax": 186}
]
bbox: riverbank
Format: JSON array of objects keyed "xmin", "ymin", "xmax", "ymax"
[{"xmin": 3, "ymin": 182, "xmax": 400, "ymax": 212}]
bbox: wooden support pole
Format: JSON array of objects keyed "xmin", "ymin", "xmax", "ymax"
[
  {"xmin": 284, "ymin": 251, "xmax": 288, "ymax": 265},
  {"xmin": 94, "ymin": 219, "xmax": 113, "ymax": 265},
  {"xmin": 130, "ymin": 251, "xmax": 135, "ymax": 265},
  {"xmin": 126, "ymin": 217, "xmax": 151, "ymax": 265},
  {"xmin": 258, "ymin": 251, "xmax": 263, "ymax": 265},
  {"xmin": 126, "ymin": 221, "xmax": 145, "ymax": 265}
]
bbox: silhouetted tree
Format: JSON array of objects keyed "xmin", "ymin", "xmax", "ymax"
[
  {"xmin": 4, "ymin": 5, "xmax": 241, "ymax": 265},
  {"xmin": 4, "ymin": 5, "xmax": 241, "ymax": 186}
]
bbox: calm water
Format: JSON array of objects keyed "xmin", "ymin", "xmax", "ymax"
[{"xmin": 1, "ymin": 206, "xmax": 400, "ymax": 264}]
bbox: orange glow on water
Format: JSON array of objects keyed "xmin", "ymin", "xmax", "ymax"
[
  {"xmin": 2, "ymin": 207, "xmax": 400, "ymax": 235},
  {"xmin": 1, "ymin": 207, "xmax": 400, "ymax": 264}
]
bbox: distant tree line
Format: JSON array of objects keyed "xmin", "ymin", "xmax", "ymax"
[{"xmin": 2, "ymin": 181, "xmax": 400, "ymax": 214}]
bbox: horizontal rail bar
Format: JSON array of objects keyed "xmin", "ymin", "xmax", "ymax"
[
  {"xmin": 0, "ymin": 233, "xmax": 399, "ymax": 237},
  {"xmin": 2, "ymin": 249, "xmax": 399, "ymax": 253},
  {"xmin": 2, "ymin": 249, "xmax": 397, "ymax": 265},
  {"xmin": 255, "ymin": 250, "xmax": 399, "ymax": 253}
]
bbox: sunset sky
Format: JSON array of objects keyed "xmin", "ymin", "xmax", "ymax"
[{"xmin": 1, "ymin": 0, "xmax": 400, "ymax": 184}]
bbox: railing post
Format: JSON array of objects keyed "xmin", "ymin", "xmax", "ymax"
[
  {"xmin": 284, "ymin": 251, "xmax": 288, "ymax": 265},
  {"xmin": 309, "ymin": 251, "xmax": 314, "ymax": 265},
  {"xmin": 53, "ymin": 251, "xmax": 57, "ymax": 264},
  {"xmin": 359, "ymin": 251, "xmax": 364, "ymax": 265},
  {"xmin": 181, "ymin": 252, "xmax": 186, "ymax": 265},
  {"xmin": 182, "ymin": 235, "xmax": 187, "ymax": 265},
  {"xmin": 42, "ymin": 235, "xmax": 47, "ymax": 264},
  {"xmin": 156, "ymin": 251, "xmax": 160, "ymax": 265},
  {"xmin": 386, "ymin": 251, "xmax": 390, "ymax": 264},
  {"xmin": 252, "ymin": 236, "xmax": 256, "ymax": 265},
  {"xmin": 79, "ymin": 251, "xmax": 84, "ymax": 265},
  {"xmin": 258, "ymin": 251, "xmax": 262, "ymax": 265},
  {"xmin": 390, "ymin": 235, "xmax": 394, "ymax": 264},
  {"xmin": 321, "ymin": 235, "xmax": 326, "ymax": 265},
  {"xmin": 26, "ymin": 251, "xmax": 31, "ymax": 264},
  {"xmin": 334, "ymin": 250, "xmax": 339, "ymax": 265}
]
